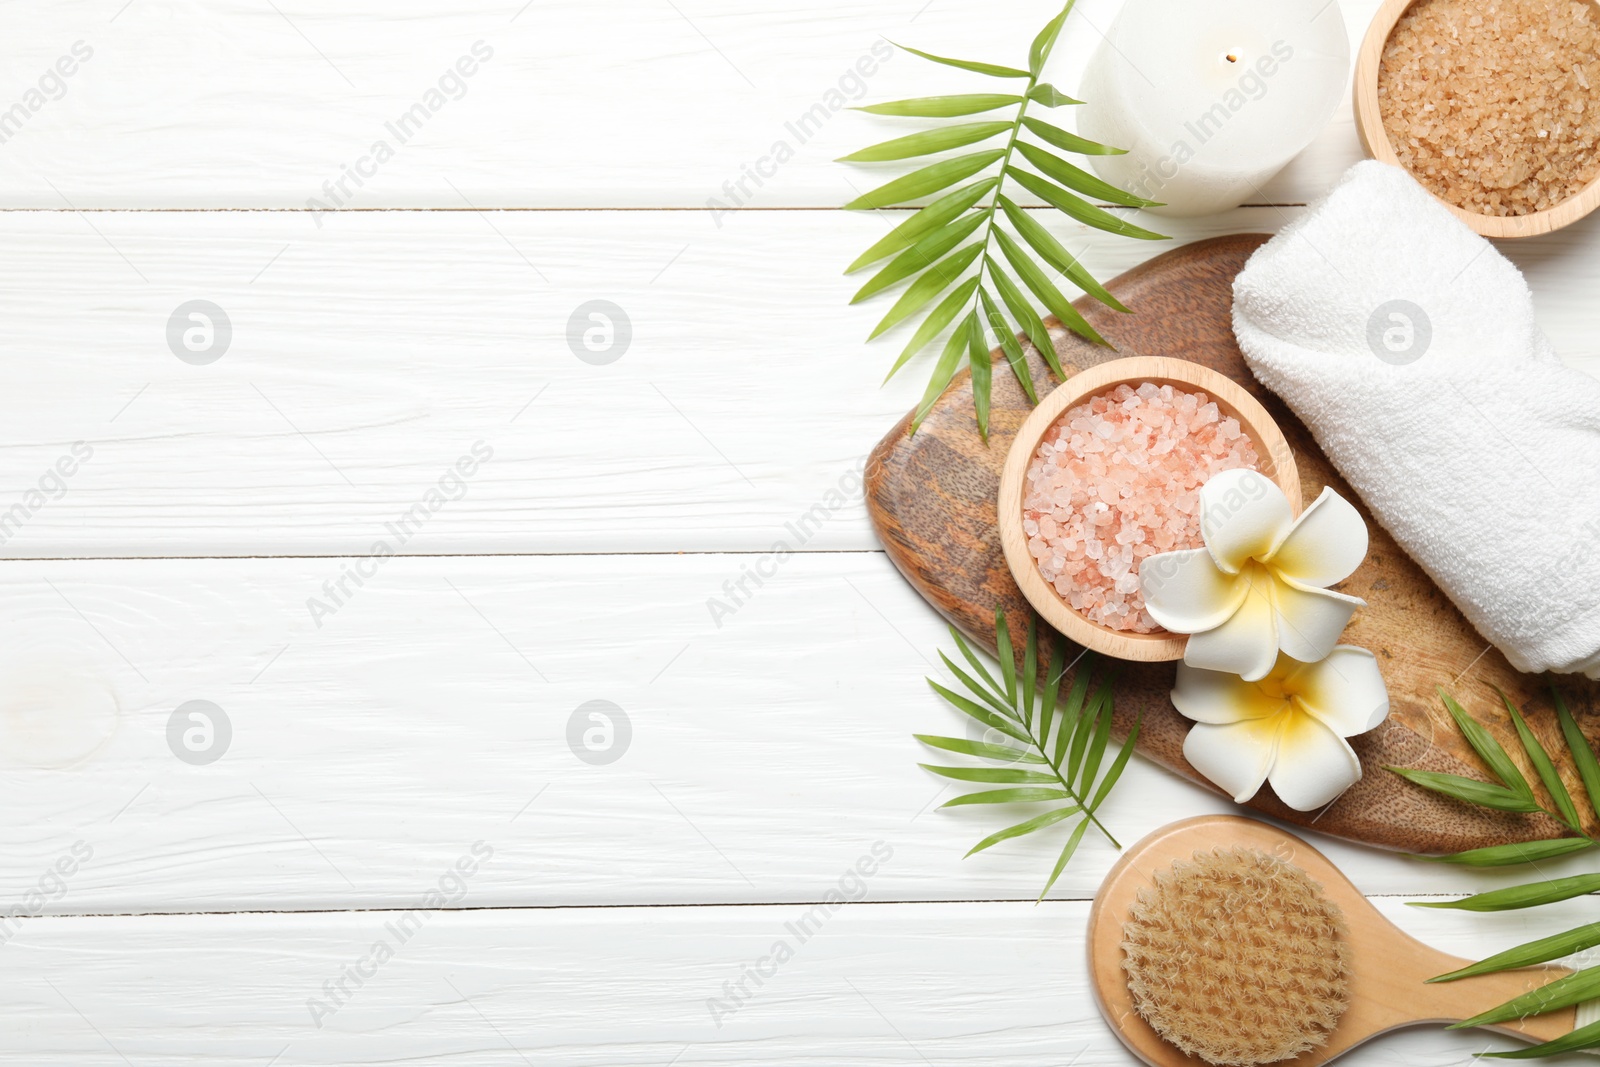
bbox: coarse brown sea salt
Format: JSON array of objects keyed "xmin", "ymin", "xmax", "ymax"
[
  {"xmin": 1021, "ymin": 382, "xmax": 1260, "ymax": 633},
  {"xmin": 1378, "ymin": 0, "xmax": 1600, "ymax": 216}
]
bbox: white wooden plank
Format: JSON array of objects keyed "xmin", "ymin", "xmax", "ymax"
[
  {"xmin": 2, "ymin": 206, "xmax": 1594, "ymax": 558},
  {"xmin": 0, "ymin": 206, "xmax": 1247, "ymax": 557},
  {"xmin": 0, "ymin": 550, "xmax": 1577, "ymax": 914},
  {"xmin": 1, "ymin": 897, "xmax": 1587, "ymax": 1065},
  {"xmin": 0, "ymin": 0, "xmax": 1383, "ymax": 209}
]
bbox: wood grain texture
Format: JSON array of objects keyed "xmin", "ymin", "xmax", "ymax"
[
  {"xmin": 0, "ymin": 896, "xmax": 1588, "ymax": 1066},
  {"xmin": 0, "ymin": 553, "xmax": 1583, "ymax": 915},
  {"xmin": 0, "ymin": 207, "xmax": 1595, "ymax": 558},
  {"xmin": 867, "ymin": 234, "xmax": 1600, "ymax": 854},
  {"xmin": 0, "ymin": 0, "xmax": 1384, "ymax": 209}
]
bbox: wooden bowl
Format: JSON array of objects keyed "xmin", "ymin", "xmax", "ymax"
[
  {"xmin": 997, "ymin": 356, "xmax": 1299, "ymax": 662},
  {"xmin": 1354, "ymin": 0, "xmax": 1600, "ymax": 239}
]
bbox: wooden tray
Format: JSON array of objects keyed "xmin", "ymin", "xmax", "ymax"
[{"xmin": 866, "ymin": 234, "xmax": 1600, "ymax": 854}]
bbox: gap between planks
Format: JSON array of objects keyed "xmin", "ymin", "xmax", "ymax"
[
  {"xmin": 5, "ymin": 891, "xmax": 1465, "ymax": 922},
  {"xmin": 0, "ymin": 204, "xmax": 1311, "ymax": 213}
]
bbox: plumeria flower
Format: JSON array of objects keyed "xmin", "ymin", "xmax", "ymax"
[
  {"xmin": 1172, "ymin": 647, "xmax": 1390, "ymax": 811},
  {"xmin": 1139, "ymin": 468, "xmax": 1368, "ymax": 682}
]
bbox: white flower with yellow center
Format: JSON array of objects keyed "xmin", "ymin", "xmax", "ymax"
[
  {"xmin": 1139, "ymin": 468, "xmax": 1369, "ymax": 682},
  {"xmin": 1173, "ymin": 648, "xmax": 1390, "ymax": 811}
]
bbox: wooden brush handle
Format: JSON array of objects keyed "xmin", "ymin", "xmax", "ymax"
[
  {"xmin": 1091, "ymin": 817, "xmax": 1582, "ymax": 1067},
  {"xmin": 1358, "ymin": 936, "xmax": 1576, "ymax": 1045}
]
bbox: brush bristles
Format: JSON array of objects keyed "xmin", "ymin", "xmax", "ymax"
[{"xmin": 1121, "ymin": 846, "xmax": 1351, "ymax": 1067}]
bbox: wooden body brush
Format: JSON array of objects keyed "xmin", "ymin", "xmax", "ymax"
[{"xmin": 1089, "ymin": 816, "xmax": 1583, "ymax": 1066}]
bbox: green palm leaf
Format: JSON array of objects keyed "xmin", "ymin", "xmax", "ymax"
[
  {"xmin": 1038, "ymin": 820, "xmax": 1092, "ymax": 901},
  {"xmin": 1555, "ymin": 689, "xmax": 1600, "ymax": 822},
  {"xmin": 855, "ymin": 94, "xmax": 1024, "ymax": 117},
  {"xmin": 914, "ymin": 734, "xmax": 1045, "ymax": 764},
  {"xmin": 992, "ymin": 229, "xmax": 1109, "ymax": 347},
  {"xmin": 1090, "ymin": 718, "xmax": 1140, "ymax": 811},
  {"xmin": 1027, "ymin": 84, "xmax": 1083, "ymax": 108},
  {"xmin": 941, "ymin": 787, "xmax": 1072, "ymax": 807},
  {"xmin": 1007, "ymin": 166, "xmax": 1166, "ymax": 240},
  {"xmin": 867, "ymin": 242, "xmax": 983, "ymax": 339},
  {"xmin": 1023, "ymin": 116, "xmax": 1121, "ymax": 154},
  {"xmin": 1052, "ymin": 661, "xmax": 1093, "ymax": 768},
  {"xmin": 1439, "ymin": 687, "xmax": 1535, "ymax": 800},
  {"xmin": 1489, "ymin": 1019, "xmax": 1600, "ymax": 1059},
  {"xmin": 1015, "ymin": 141, "xmax": 1158, "ymax": 207},
  {"xmin": 1410, "ymin": 873, "xmax": 1600, "ymax": 912},
  {"xmin": 1387, "ymin": 767, "xmax": 1543, "ymax": 813},
  {"xmin": 890, "ymin": 42, "xmax": 1030, "ymax": 79},
  {"xmin": 1431, "ymin": 921, "xmax": 1600, "ymax": 982},
  {"xmin": 839, "ymin": 121, "xmax": 1013, "ymax": 163},
  {"xmin": 927, "ymin": 678, "xmax": 1030, "ymax": 744},
  {"xmin": 966, "ymin": 312, "xmax": 992, "ymax": 440},
  {"xmin": 948, "ymin": 625, "xmax": 1002, "ymax": 696},
  {"xmin": 1420, "ymin": 837, "xmax": 1593, "ymax": 868},
  {"xmin": 1392, "ymin": 687, "xmax": 1600, "ymax": 1057},
  {"xmin": 851, "ymin": 212, "xmax": 986, "ymax": 304},
  {"xmin": 920, "ymin": 764, "xmax": 1059, "ymax": 785},
  {"xmin": 887, "ymin": 277, "xmax": 981, "ymax": 382},
  {"xmin": 920, "ymin": 607, "xmax": 1129, "ymax": 897},
  {"xmin": 842, "ymin": 0, "xmax": 1166, "ymax": 433},
  {"xmin": 989, "ymin": 260, "xmax": 1064, "ymax": 379},
  {"xmin": 912, "ymin": 310, "xmax": 978, "ymax": 429},
  {"xmin": 1027, "ymin": 5, "xmax": 1070, "ymax": 76},
  {"xmin": 994, "ymin": 606, "xmax": 1018, "ymax": 709},
  {"xmin": 1502, "ymin": 690, "xmax": 1582, "ymax": 830},
  {"xmin": 846, "ymin": 179, "xmax": 997, "ymax": 274},
  {"xmin": 998, "ymin": 195, "xmax": 1129, "ymax": 313},
  {"xmin": 936, "ymin": 649, "xmax": 1015, "ymax": 719},
  {"xmin": 980, "ymin": 287, "xmax": 1036, "ymax": 403},
  {"xmin": 1452, "ymin": 967, "xmax": 1600, "ymax": 1029},
  {"xmin": 845, "ymin": 151, "xmax": 1006, "ymax": 210},
  {"xmin": 967, "ymin": 805, "xmax": 1079, "ymax": 857}
]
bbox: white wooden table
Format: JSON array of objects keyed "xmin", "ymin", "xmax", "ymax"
[{"xmin": 3, "ymin": 1, "xmax": 1598, "ymax": 1062}]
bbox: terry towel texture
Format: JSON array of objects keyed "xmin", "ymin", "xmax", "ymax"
[{"xmin": 1233, "ymin": 161, "xmax": 1600, "ymax": 679}]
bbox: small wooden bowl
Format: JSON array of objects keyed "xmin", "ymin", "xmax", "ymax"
[
  {"xmin": 997, "ymin": 357, "xmax": 1299, "ymax": 662},
  {"xmin": 1354, "ymin": 0, "xmax": 1600, "ymax": 239}
]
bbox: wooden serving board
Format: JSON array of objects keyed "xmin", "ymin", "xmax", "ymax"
[{"xmin": 866, "ymin": 234, "xmax": 1600, "ymax": 855}]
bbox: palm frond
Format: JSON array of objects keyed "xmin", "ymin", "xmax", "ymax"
[
  {"xmin": 1390, "ymin": 686, "xmax": 1600, "ymax": 1056},
  {"xmin": 841, "ymin": 0, "xmax": 1168, "ymax": 434},
  {"xmin": 917, "ymin": 606, "xmax": 1135, "ymax": 899}
]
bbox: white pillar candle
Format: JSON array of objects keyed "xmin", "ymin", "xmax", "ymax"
[{"xmin": 1077, "ymin": 0, "xmax": 1350, "ymax": 217}]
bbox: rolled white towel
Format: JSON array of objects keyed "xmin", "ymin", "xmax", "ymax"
[{"xmin": 1232, "ymin": 160, "xmax": 1600, "ymax": 679}]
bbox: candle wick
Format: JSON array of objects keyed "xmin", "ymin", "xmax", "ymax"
[{"xmin": 1225, "ymin": 53, "xmax": 1239, "ymax": 63}]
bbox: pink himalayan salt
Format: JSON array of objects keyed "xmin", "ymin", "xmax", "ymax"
[{"xmin": 1021, "ymin": 382, "xmax": 1260, "ymax": 633}]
